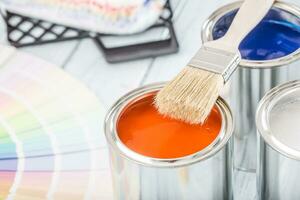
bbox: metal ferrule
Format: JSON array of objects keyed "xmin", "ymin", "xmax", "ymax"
[{"xmin": 188, "ymin": 46, "xmax": 241, "ymax": 82}]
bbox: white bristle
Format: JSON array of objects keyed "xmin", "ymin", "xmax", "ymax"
[{"xmin": 155, "ymin": 66, "xmax": 224, "ymax": 124}]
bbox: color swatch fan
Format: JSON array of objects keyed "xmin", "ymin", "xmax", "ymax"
[{"xmin": 0, "ymin": 45, "xmax": 112, "ymax": 199}]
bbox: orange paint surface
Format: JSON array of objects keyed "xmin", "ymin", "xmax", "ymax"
[{"xmin": 117, "ymin": 93, "xmax": 222, "ymax": 159}]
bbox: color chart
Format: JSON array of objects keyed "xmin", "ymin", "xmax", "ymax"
[{"xmin": 0, "ymin": 45, "xmax": 112, "ymax": 199}]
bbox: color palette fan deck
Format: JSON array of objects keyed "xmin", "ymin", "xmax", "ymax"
[{"xmin": 0, "ymin": 45, "xmax": 112, "ymax": 199}]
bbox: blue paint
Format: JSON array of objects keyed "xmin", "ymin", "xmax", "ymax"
[{"xmin": 212, "ymin": 7, "xmax": 300, "ymax": 60}]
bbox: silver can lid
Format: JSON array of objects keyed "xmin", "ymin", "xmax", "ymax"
[{"xmin": 256, "ymin": 80, "xmax": 300, "ymax": 160}]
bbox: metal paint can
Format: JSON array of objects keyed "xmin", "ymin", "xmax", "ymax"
[
  {"xmin": 104, "ymin": 83, "xmax": 234, "ymax": 200},
  {"xmin": 202, "ymin": 1, "xmax": 300, "ymax": 171},
  {"xmin": 256, "ymin": 80, "xmax": 300, "ymax": 199}
]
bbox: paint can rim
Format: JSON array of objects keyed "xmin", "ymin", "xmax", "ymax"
[
  {"xmin": 104, "ymin": 82, "xmax": 233, "ymax": 168},
  {"xmin": 256, "ymin": 80, "xmax": 300, "ymax": 160},
  {"xmin": 201, "ymin": 1, "xmax": 300, "ymax": 69}
]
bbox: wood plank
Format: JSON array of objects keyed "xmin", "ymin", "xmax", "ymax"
[
  {"xmin": 0, "ymin": 17, "xmax": 7, "ymax": 44},
  {"xmin": 63, "ymin": 39, "xmax": 152, "ymax": 109},
  {"xmin": 20, "ymin": 41, "xmax": 80, "ymax": 67}
]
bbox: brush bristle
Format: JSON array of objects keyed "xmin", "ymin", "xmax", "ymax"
[{"xmin": 155, "ymin": 66, "xmax": 224, "ymax": 124}]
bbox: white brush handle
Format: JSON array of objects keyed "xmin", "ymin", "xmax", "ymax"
[{"xmin": 206, "ymin": 0, "xmax": 275, "ymax": 52}]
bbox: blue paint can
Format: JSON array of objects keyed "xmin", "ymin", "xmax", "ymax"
[{"xmin": 201, "ymin": 1, "xmax": 300, "ymax": 172}]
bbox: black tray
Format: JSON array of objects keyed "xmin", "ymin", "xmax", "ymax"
[{"xmin": 1, "ymin": 1, "xmax": 179, "ymax": 63}]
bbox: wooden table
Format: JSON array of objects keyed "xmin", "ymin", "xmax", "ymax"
[{"xmin": 0, "ymin": 0, "xmax": 299, "ymax": 199}]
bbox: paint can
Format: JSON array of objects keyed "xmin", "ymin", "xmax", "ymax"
[
  {"xmin": 104, "ymin": 83, "xmax": 234, "ymax": 200},
  {"xmin": 256, "ymin": 80, "xmax": 300, "ymax": 199},
  {"xmin": 202, "ymin": 1, "xmax": 300, "ymax": 171}
]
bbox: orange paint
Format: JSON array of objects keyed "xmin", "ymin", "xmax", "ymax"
[{"xmin": 117, "ymin": 93, "xmax": 222, "ymax": 159}]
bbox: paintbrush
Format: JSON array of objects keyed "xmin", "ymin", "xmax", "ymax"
[{"xmin": 155, "ymin": 0, "xmax": 275, "ymax": 124}]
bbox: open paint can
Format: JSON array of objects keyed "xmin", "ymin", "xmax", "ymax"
[
  {"xmin": 104, "ymin": 83, "xmax": 234, "ymax": 200},
  {"xmin": 202, "ymin": 1, "xmax": 300, "ymax": 171},
  {"xmin": 256, "ymin": 80, "xmax": 300, "ymax": 199}
]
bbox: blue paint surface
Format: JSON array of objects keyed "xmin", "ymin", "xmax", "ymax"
[{"xmin": 212, "ymin": 7, "xmax": 300, "ymax": 60}]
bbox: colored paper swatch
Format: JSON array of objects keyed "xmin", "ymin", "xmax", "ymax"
[{"xmin": 0, "ymin": 45, "xmax": 112, "ymax": 199}]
